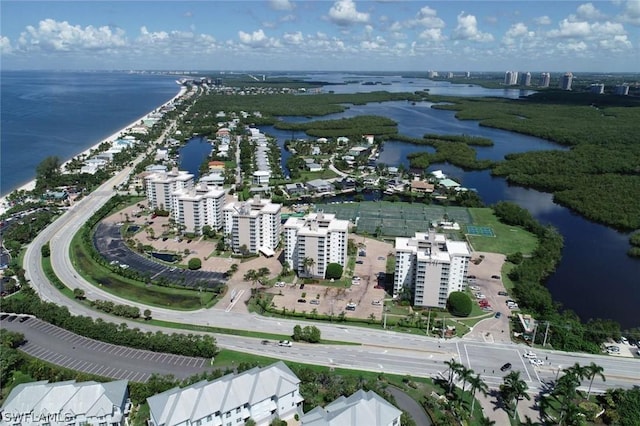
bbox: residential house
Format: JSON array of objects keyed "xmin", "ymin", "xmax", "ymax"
[
  {"xmin": 410, "ymin": 181, "xmax": 435, "ymax": 194},
  {"xmin": 147, "ymin": 362, "xmax": 303, "ymax": 426},
  {"xmin": 0, "ymin": 380, "xmax": 130, "ymax": 426},
  {"xmin": 306, "ymin": 179, "xmax": 333, "ymax": 194}
]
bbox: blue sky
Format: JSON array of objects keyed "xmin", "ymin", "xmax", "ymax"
[{"xmin": 1, "ymin": 1, "xmax": 638, "ymax": 72}]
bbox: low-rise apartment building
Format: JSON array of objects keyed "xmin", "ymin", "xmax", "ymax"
[
  {"xmin": 394, "ymin": 231, "xmax": 470, "ymax": 308},
  {"xmin": 301, "ymin": 390, "xmax": 401, "ymax": 426},
  {"xmin": 0, "ymin": 380, "xmax": 130, "ymax": 426},
  {"xmin": 284, "ymin": 212, "xmax": 349, "ymax": 278},
  {"xmin": 147, "ymin": 362, "xmax": 303, "ymax": 426}
]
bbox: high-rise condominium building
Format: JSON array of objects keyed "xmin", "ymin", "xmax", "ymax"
[
  {"xmin": 590, "ymin": 84, "xmax": 605, "ymax": 94},
  {"xmin": 504, "ymin": 71, "xmax": 519, "ymax": 86},
  {"xmin": 539, "ymin": 72, "xmax": 551, "ymax": 88},
  {"xmin": 284, "ymin": 212, "xmax": 349, "ymax": 279},
  {"xmin": 173, "ymin": 183, "xmax": 226, "ymax": 234},
  {"xmin": 223, "ymin": 196, "xmax": 281, "ymax": 256},
  {"xmin": 145, "ymin": 169, "xmax": 194, "ymax": 212},
  {"xmin": 615, "ymin": 84, "xmax": 630, "ymax": 95},
  {"xmin": 561, "ymin": 72, "xmax": 573, "ymax": 90},
  {"xmin": 523, "ymin": 72, "xmax": 532, "ymax": 86},
  {"xmin": 394, "ymin": 231, "xmax": 470, "ymax": 308}
]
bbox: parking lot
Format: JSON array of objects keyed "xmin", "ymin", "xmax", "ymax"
[
  {"xmin": 1, "ymin": 314, "xmax": 213, "ymax": 382},
  {"xmin": 93, "ymin": 222, "xmax": 226, "ymax": 288},
  {"xmin": 267, "ymin": 236, "xmax": 392, "ymax": 321}
]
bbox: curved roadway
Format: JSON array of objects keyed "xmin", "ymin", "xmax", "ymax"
[{"xmin": 21, "ymin": 145, "xmax": 640, "ymax": 397}]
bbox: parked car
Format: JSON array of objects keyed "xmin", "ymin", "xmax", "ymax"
[
  {"xmin": 299, "ymin": 284, "xmax": 305, "ymax": 290},
  {"xmin": 372, "ymin": 300, "xmax": 382, "ymax": 306},
  {"xmin": 297, "ymin": 298, "xmax": 307, "ymax": 303},
  {"xmin": 278, "ymin": 340, "xmax": 292, "ymax": 347},
  {"xmin": 310, "ymin": 299, "xmax": 320, "ymax": 305},
  {"xmin": 494, "ymin": 312, "xmax": 502, "ymax": 319},
  {"xmin": 530, "ymin": 358, "xmax": 544, "ymax": 366},
  {"xmin": 491, "ymin": 275, "xmax": 501, "ymax": 279},
  {"xmin": 498, "ymin": 291, "xmax": 509, "ymax": 296},
  {"xmin": 468, "ymin": 275, "xmax": 476, "ymax": 279},
  {"xmin": 500, "ymin": 363, "xmax": 512, "ymax": 372}
]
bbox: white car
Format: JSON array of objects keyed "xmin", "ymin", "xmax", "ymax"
[
  {"xmin": 523, "ymin": 351, "xmax": 537, "ymax": 359},
  {"xmin": 278, "ymin": 340, "xmax": 292, "ymax": 347},
  {"xmin": 530, "ymin": 358, "xmax": 544, "ymax": 366}
]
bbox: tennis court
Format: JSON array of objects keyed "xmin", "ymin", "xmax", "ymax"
[
  {"xmin": 315, "ymin": 201, "xmax": 472, "ymax": 237},
  {"xmin": 466, "ymin": 225, "xmax": 496, "ymax": 237}
]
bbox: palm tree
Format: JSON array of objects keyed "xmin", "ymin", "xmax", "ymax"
[
  {"xmin": 501, "ymin": 370, "xmax": 530, "ymax": 420},
  {"xmin": 243, "ymin": 269, "xmax": 259, "ymax": 287},
  {"xmin": 585, "ymin": 362, "xmax": 605, "ymax": 399},
  {"xmin": 444, "ymin": 359, "xmax": 465, "ymax": 394},
  {"xmin": 459, "ymin": 366, "xmax": 474, "ymax": 396},
  {"xmin": 468, "ymin": 373, "xmax": 489, "ymax": 413},
  {"xmin": 478, "ymin": 416, "xmax": 496, "ymax": 426},
  {"xmin": 302, "ymin": 257, "xmax": 315, "ymax": 277}
]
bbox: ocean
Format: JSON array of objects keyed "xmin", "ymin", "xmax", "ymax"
[{"xmin": 0, "ymin": 71, "xmax": 180, "ymax": 196}]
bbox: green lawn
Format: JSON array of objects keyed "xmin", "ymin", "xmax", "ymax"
[{"xmin": 467, "ymin": 208, "xmax": 538, "ymax": 255}]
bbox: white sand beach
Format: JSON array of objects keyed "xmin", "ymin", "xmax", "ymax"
[{"xmin": 0, "ymin": 86, "xmax": 187, "ymax": 216}]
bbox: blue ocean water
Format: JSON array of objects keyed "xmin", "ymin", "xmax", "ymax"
[{"xmin": 0, "ymin": 71, "xmax": 180, "ymax": 195}]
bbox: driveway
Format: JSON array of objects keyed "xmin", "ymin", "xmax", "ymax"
[{"xmin": 387, "ymin": 386, "xmax": 432, "ymax": 426}]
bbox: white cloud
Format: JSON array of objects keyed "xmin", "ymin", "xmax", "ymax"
[
  {"xmin": 238, "ymin": 29, "xmax": 280, "ymax": 48},
  {"xmin": 576, "ymin": 3, "xmax": 605, "ymax": 20},
  {"xmin": 452, "ymin": 12, "xmax": 494, "ymax": 42},
  {"xmin": 534, "ymin": 16, "xmax": 552, "ymax": 25},
  {"xmin": 328, "ymin": 0, "xmax": 369, "ymax": 26},
  {"xmin": 419, "ymin": 28, "xmax": 446, "ymax": 42},
  {"xmin": 283, "ymin": 31, "xmax": 304, "ymax": 45},
  {"xmin": 17, "ymin": 19, "xmax": 127, "ymax": 52},
  {"xmin": 503, "ymin": 22, "xmax": 533, "ymax": 45},
  {"xmin": 618, "ymin": 0, "xmax": 640, "ymax": 25},
  {"xmin": 0, "ymin": 36, "xmax": 12, "ymax": 54},
  {"xmin": 269, "ymin": 0, "xmax": 295, "ymax": 11},
  {"xmin": 556, "ymin": 40, "xmax": 588, "ymax": 52},
  {"xmin": 547, "ymin": 19, "xmax": 591, "ymax": 38},
  {"xmin": 412, "ymin": 6, "xmax": 445, "ymax": 29}
]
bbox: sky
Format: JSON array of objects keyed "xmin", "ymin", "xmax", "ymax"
[{"xmin": 1, "ymin": 0, "xmax": 638, "ymax": 72}]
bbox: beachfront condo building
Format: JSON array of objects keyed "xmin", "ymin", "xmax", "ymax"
[
  {"xmin": 173, "ymin": 183, "xmax": 226, "ymax": 234},
  {"xmin": 147, "ymin": 362, "xmax": 303, "ymax": 426},
  {"xmin": 393, "ymin": 231, "xmax": 470, "ymax": 308},
  {"xmin": 223, "ymin": 196, "xmax": 281, "ymax": 256},
  {"xmin": 284, "ymin": 212, "xmax": 349, "ymax": 279},
  {"xmin": 145, "ymin": 169, "xmax": 194, "ymax": 212},
  {"xmin": 561, "ymin": 72, "xmax": 573, "ymax": 90}
]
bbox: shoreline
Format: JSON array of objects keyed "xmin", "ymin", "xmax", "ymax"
[{"xmin": 0, "ymin": 85, "xmax": 187, "ymax": 216}]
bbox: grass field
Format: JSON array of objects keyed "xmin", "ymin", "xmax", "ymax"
[{"xmin": 467, "ymin": 208, "xmax": 538, "ymax": 255}]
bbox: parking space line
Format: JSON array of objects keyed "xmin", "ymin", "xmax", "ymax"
[
  {"xmin": 48, "ymin": 354, "xmax": 66, "ymax": 364},
  {"xmin": 94, "ymin": 366, "xmax": 107, "ymax": 376},
  {"xmin": 113, "ymin": 347, "xmax": 126, "ymax": 356},
  {"xmin": 66, "ymin": 359, "xmax": 82, "ymax": 369},
  {"xmin": 76, "ymin": 361, "xmax": 90, "ymax": 371}
]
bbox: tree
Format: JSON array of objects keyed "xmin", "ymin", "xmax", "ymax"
[
  {"xmin": 302, "ymin": 257, "xmax": 315, "ymax": 277},
  {"xmin": 188, "ymin": 257, "xmax": 202, "ymax": 270},
  {"xmin": 292, "ymin": 325, "xmax": 303, "ymax": 341},
  {"xmin": 244, "ymin": 269, "xmax": 259, "ymax": 286},
  {"xmin": 325, "ymin": 263, "xmax": 343, "ymax": 280},
  {"xmin": 73, "ymin": 288, "xmax": 85, "ymax": 300},
  {"xmin": 468, "ymin": 373, "xmax": 489, "ymax": 413},
  {"xmin": 143, "ymin": 309, "xmax": 152, "ymax": 321},
  {"xmin": 585, "ymin": 362, "xmax": 605, "ymax": 399},
  {"xmin": 501, "ymin": 371, "xmax": 530, "ymax": 420},
  {"xmin": 36, "ymin": 155, "xmax": 61, "ymax": 186},
  {"xmin": 447, "ymin": 291, "xmax": 472, "ymax": 317},
  {"xmin": 444, "ymin": 358, "xmax": 464, "ymax": 394}
]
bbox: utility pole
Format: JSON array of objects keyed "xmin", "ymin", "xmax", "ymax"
[
  {"xmin": 532, "ymin": 321, "xmax": 538, "ymax": 346},
  {"xmin": 543, "ymin": 321, "xmax": 550, "ymax": 347},
  {"xmin": 426, "ymin": 308, "xmax": 431, "ymax": 337},
  {"xmin": 383, "ymin": 301, "xmax": 387, "ymax": 329},
  {"xmin": 441, "ymin": 318, "xmax": 445, "ymax": 339}
]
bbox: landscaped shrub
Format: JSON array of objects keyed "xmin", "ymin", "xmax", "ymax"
[
  {"xmin": 447, "ymin": 291, "xmax": 472, "ymax": 317},
  {"xmin": 325, "ymin": 263, "xmax": 343, "ymax": 280},
  {"xmin": 188, "ymin": 257, "xmax": 202, "ymax": 270}
]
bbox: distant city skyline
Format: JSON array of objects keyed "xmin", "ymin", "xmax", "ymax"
[{"xmin": 1, "ymin": 1, "xmax": 638, "ymax": 72}]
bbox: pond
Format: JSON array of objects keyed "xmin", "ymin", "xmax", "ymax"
[{"xmin": 150, "ymin": 252, "xmax": 179, "ymax": 263}]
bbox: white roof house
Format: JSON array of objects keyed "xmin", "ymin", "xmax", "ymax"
[
  {"xmin": 148, "ymin": 362, "xmax": 303, "ymax": 426},
  {"xmin": 301, "ymin": 390, "xmax": 401, "ymax": 426},
  {"xmin": 0, "ymin": 380, "xmax": 130, "ymax": 426}
]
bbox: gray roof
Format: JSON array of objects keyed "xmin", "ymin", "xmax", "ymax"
[
  {"xmin": 1, "ymin": 380, "xmax": 128, "ymax": 420},
  {"xmin": 301, "ymin": 390, "xmax": 401, "ymax": 426},
  {"xmin": 148, "ymin": 361, "xmax": 300, "ymax": 426}
]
